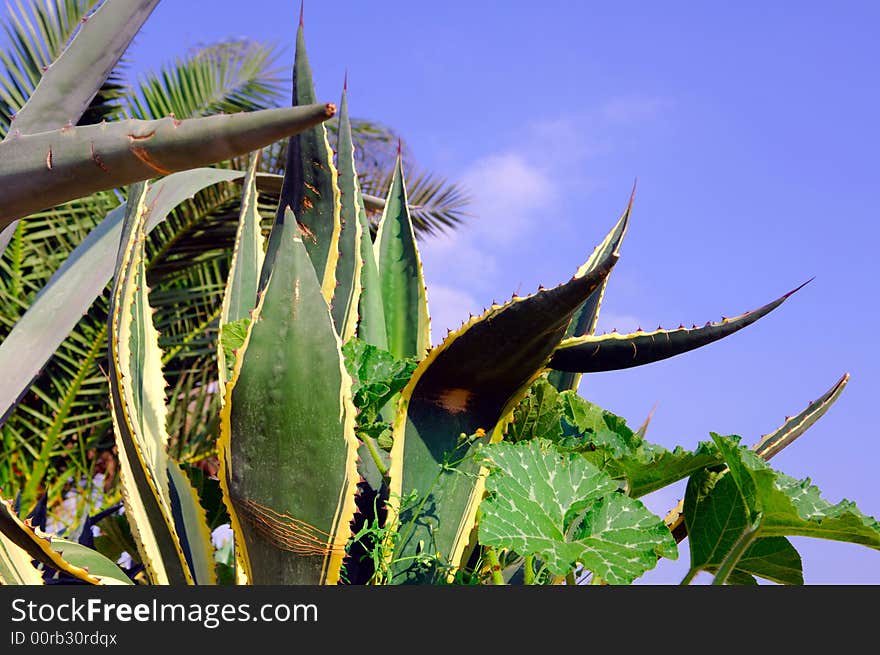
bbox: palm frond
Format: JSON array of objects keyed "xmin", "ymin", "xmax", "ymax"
[{"xmin": 126, "ymin": 39, "xmax": 286, "ymax": 120}]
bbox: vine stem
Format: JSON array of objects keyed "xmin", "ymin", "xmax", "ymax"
[
  {"xmin": 523, "ymin": 555, "xmax": 536, "ymax": 585},
  {"xmin": 679, "ymin": 568, "xmax": 699, "ymax": 585},
  {"xmin": 712, "ymin": 513, "xmax": 763, "ymax": 586},
  {"xmin": 483, "ymin": 546, "xmax": 506, "ymax": 585},
  {"xmin": 360, "ymin": 435, "xmax": 389, "ymax": 478}
]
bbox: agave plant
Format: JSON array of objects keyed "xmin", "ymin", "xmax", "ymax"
[
  {"xmin": 0, "ymin": 0, "xmax": 470, "ymax": 521},
  {"xmin": 2, "ymin": 5, "xmax": 878, "ymax": 587}
]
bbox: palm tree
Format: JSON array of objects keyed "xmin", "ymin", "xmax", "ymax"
[{"xmin": 0, "ymin": 0, "xmax": 470, "ymax": 521}]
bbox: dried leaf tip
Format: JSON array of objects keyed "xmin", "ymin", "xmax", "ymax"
[
  {"xmin": 783, "ymin": 276, "xmax": 816, "ymax": 299},
  {"xmin": 299, "ymin": 0, "xmax": 304, "ymax": 27},
  {"xmin": 343, "ymin": 69, "xmax": 348, "ymax": 92}
]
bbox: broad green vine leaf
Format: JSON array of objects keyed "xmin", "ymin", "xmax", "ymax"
[
  {"xmin": 0, "ymin": 104, "xmax": 335, "ymax": 228},
  {"xmin": 712, "ymin": 434, "xmax": 880, "ymax": 550},
  {"xmin": 218, "ymin": 154, "xmax": 265, "ymax": 392},
  {"xmin": 386, "ymin": 244, "xmax": 618, "ymax": 584},
  {"xmin": 108, "ymin": 182, "xmax": 215, "ymax": 585},
  {"xmin": 683, "ymin": 468, "xmax": 803, "ymax": 585},
  {"xmin": 374, "ymin": 154, "xmax": 431, "ymax": 361},
  {"xmin": 0, "ymin": 167, "xmax": 245, "ymax": 425},
  {"xmin": 506, "ymin": 378, "xmax": 563, "ymax": 443},
  {"xmin": 262, "ymin": 18, "xmax": 340, "ymax": 303},
  {"xmin": 219, "ymin": 208, "xmax": 360, "ymax": 585},
  {"xmin": 479, "ymin": 439, "xmax": 678, "ymax": 584},
  {"xmin": 332, "ymin": 82, "xmax": 365, "ymax": 342},
  {"xmin": 342, "ymin": 338, "xmax": 417, "ymax": 427},
  {"xmin": 548, "ymin": 185, "xmax": 634, "ymax": 391},
  {"xmin": 548, "ymin": 281, "xmax": 811, "ymax": 373}
]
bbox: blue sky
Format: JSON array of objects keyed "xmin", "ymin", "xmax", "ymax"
[{"xmin": 27, "ymin": 1, "xmax": 880, "ymax": 583}]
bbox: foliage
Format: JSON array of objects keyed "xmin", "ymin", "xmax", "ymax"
[{"xmin": 0, "ymin": 2, "xmax": 875, "ymax": 588}]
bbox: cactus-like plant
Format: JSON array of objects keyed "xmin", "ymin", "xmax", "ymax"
[{"xmin": 1, "ymin": 5, "xmax": 878, "ymax": 587}]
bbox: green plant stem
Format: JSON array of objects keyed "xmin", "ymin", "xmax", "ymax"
[
  {"xmin": 523, "ymin": 555, "xmax": 536, "ymax": 585},
  {"xmin": 484, "ymin": 546, "xmax": 505, "ymax": 585},
  {"xmin": 360, "ymin": 434, "xmax": 389, "ymax": 478},
  {"xmin": 565, "ymin": 571, "xmax": 577, "ymax": 586},
  {"xmin": 680, "ymin": 568, "xmax": 699, "ymax": 585},
  {"xmin": 712, "ymin": 513, "xmax": 763, "ymax": 586}
]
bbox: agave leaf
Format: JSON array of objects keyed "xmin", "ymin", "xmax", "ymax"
[
  {"xmin": 108, "ymin": 182, "xmax": 213, "ymax": 585},
  {"xmin": 754, "ymin": 373, "xmax": 849, "ymax": 461},
  {"xmin": 217, "ymin": 154, "xmax": 264, "ymax": 391},
  {"xmin": 0, "ymin": 532, "xmax": 43, "ymax": 584},
  {"xmin": 386, "ymin": 243, "xmax": 618, "ymax": 583},
  {"xmin": 0, "ymin": 103, "xmax": 335, "ymax": 227},
  {"xmin": 0, "ymin": 494, "xmax": 100, "ymax": 584},
  {"xmin": 478, "ymin": 439, "xmax": 678, "ymax": 585},
  {"xmin": 5, "ymin": 0, "xmax": 159, "ymax": 138},
  {"xmin": 167, "ymin": 463, "xmax": 216, "ymax": 585},
  {"xmin": 0, "ymin": 168, "xmax": 244, "ymax": 425},
  {"xmin": 548, "ymin": 281, "xmax": 811, "ymax": 373},
  {"xmin": 547, "ymin": 186, "xmax": 634, "ymax": 391},
  {"xmin": 263, "ymin": 19, "xmax": 340, "ymax": 303},
  {"xmin": 331, "ymin": 83, "xmax": 364, "ymax": 342},
  {"xmin": 374, "ymin": 155, "xmax": 431, "ymax": 361},
  {"xmin": 219, "ymin": 208, "xmax": 359, "ymax": 585}
]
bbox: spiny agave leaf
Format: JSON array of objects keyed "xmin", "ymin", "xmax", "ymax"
[
  {"xmin": 48, "ymin": 538, "xmax": 134, "ymax": 586},
  {"xmin": 108, "ymin": 182, "xmax": 213, "ymax": 585},
  {"xmin": 219, "ymin": 208, "xmax": 359, "ymax": 585},
  {"xmin": 0, "ymin": 167, "xmax": 244, "ymax": 426},
  {"xmin": 548, "ymin": 184, "xmax": 634, "ymax": 391},
  {"xmin": 218, "ymin": 154, "xmax": 265, "ymax": 392},
  {"xmin": 332, "ymin": 83, "xmax": 365, "ymax": 342},
  {"xmin": 5, "ymin": 0, "xmax": 159, "ymax": 138},
  {"xmin": 167, "ymin": 464, "xmax": 216, "ymax": 585},
  {"xmin": 0, "ymin": 494, "xmax": 100, "ymax": 584},
  {"xmin": 262, "ymin": 18, "xmax": 341, "ymax": 303},
  {"xmin": 374, "ymin": 154, "xmax": 431, "ymax": 361},
  {"xmin": 0, "ymin": 103, "xmax": 335, "ymax": 228},
  {"xmin": 754, "ymin": 373, "xmax": 849, "ymax": 461},
  {"xmin": 683, "ymin": 468, "xmax": 803, "ymax": 585},
  {"xmin": 386, "ymin": 243, "xmax": 618, "ymax": 583},
  {"xmin": 712, "ymin": 434, "xmax": 880, "ymax": 550},
  {"xmin": 478, "ymin": 439, "xmax": 678, "ymax": 584},
  {"xmin": 0, "ymin": 531, "xmax": 43, "ymax": 584},
  {"xmin": 548, "ymin": 280, "xmax": 812, "ymax": 373}
]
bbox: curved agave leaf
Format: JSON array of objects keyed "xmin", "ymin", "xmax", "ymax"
[
  {"xmin": 0, "ymin": 531, "xmax": 43, "ymax": 584},
  {"xmin": 108, "ymin": 182, "xmax": 214, "ymax": 585},
  {"xmin": 219, "ymin": 208, "xmax": 359, "ymax": 585},
  {"xmin": 547, "ymin": 186, "xmax": 634, "ymax": 391},
  {"xmin": 386, "ymin": 244, "xmax": 619, "ymax": 584},
  {"xmin": 262, "ymin": 19, "xmax": 340, "ymax": 303},
  {"xmin": 374, "ymin": 155, "xmax": 431, "ymax": 361},
  {"xmin": 548, "ymin": 280, "xmax": 812, "ymax": 373},
  {"xmin": 0, "ymin": 494, "xmax": 100, "ymax": 584},
  {"xmin": 0, "ymin": 168, "xmax": 245, "ymax": 425},
  {"xmin": 0, "ymin": 103, "xmax": 335, "ymax": 227}
]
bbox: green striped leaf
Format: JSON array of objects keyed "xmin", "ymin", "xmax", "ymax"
[
  {"xmin": 0, "ymin": 494, "xmax": 99, "ymax": 584},
  {"xmin": 386, "ymin": 245, "xmax": 618, "ymax": 583},
  {"xmin": 49, "ymin": 538, "xmax": 134, "ymax": 586},
  {"xmin": 548, "ymin": 186, "xmax": 634, "ymax": 391},
  {"xmin": 218, "ymin": 154, "xmax": 265, "ymax": 390},
  {"xmin": 108, "ymin": 182, "xmax": 214, "ymax": 585},
  {"xmin": 374, "ymin": 155, "xmax": 430, "ymax": 361},
  {"xmin": 332, "ymin": 84, "xmax": 365, "ymax": 342},
  {"xmin": 263, "ymin": 20, "xmax": 340, "ymax": 303},
  {"xmin": 548, "ymin": 281, "xmax": 811, "ymax": 373},
  {"xmin": 0, "ymin": 167, "xmax": 245, "ymax": 425},
  {"xmin": 219, "ymin": 208, "xmax": 359, "ymax": 585}
]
